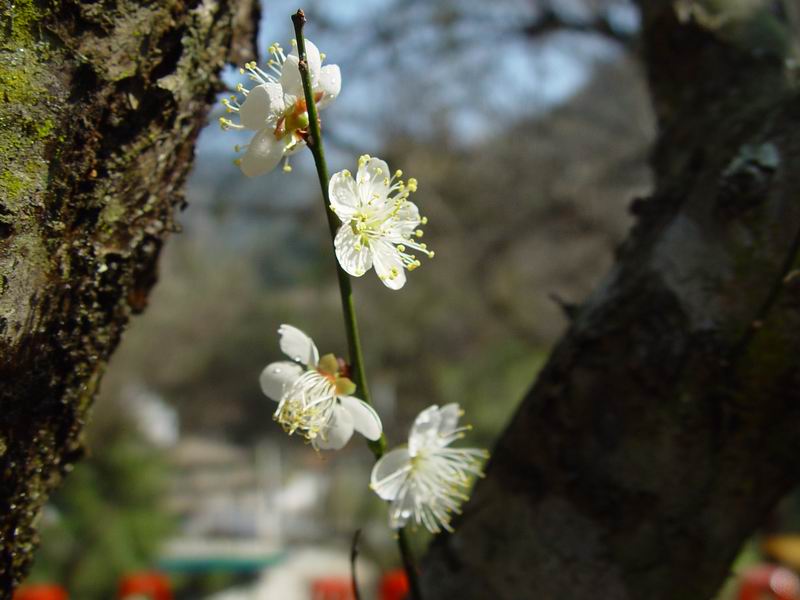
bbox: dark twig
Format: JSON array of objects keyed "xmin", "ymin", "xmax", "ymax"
[
  {"xmin": 398, "ymin": 528, "xmax": 424, "ymax": 600},
  {"xmin": 350, "ymin": 529, "xmax": 362, "ymax": 600},
  {"xmin": 549, "ymin": 292, "xmax": 580, "ymax": 322}
]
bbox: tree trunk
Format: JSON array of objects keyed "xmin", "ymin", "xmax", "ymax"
[
  {"xmin": 0, "ymin": 0, "xmax": 256, "ymax": 593},
  {"xmin": 423, "ymin": 3, "xmax": 800, "ymax": 599}
]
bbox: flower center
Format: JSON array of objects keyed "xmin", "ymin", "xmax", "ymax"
[{"xmin": 273, "ymin": 371, "xmax": 336, "ymax": 441}]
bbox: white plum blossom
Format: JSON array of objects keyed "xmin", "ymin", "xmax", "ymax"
[
  {"xmin": 370, "ymin": 404, "xmax": 487, "ymax": 533},
  {"xmin": 329, "ymin": 155, "xmax": 434, "ymax": 290},
  {"xmin": 259, "ymin": 324, "xmax": 382, "ymax": 450},
  {"xmin": 220, "ymin": 40, "xmax": 341, "ymax": 176}
]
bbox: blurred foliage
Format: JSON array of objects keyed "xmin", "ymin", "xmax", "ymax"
[{"xmin": 27, "ymin": 411, "xmax": 175, "ymax": 599}]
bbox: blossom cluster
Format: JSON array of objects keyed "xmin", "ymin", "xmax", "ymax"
[
  {"xmin": 222, "ymin": 40, "xmax": 433, "ymax": 290},
  {"xmin": 229, "ymin": 35, "xmax": 486, "ymax": 534}
]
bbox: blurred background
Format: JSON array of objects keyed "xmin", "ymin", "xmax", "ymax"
[{"xmin": 18, "ymin": 0, "xmax": 800, "ymax": 598}]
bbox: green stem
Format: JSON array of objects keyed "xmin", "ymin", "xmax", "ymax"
[
  {"xmin": 291, "ymin": 11, "xmax": 423, "ymax": 600},
  {"xmin": 291, "ymin": 9, "xmax": 385, "ymax": 458}
]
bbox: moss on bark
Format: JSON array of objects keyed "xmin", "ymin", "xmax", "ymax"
[{"xmin": 0, "ymin": 0, "xmax": 258, "ymax": 594}]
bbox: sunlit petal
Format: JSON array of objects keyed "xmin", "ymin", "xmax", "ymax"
[
  {"xmin": 259, "ymin": 361, "xmax": 303, "ymax": 401},
  {"xmin": 278, "ymin": 324, "xmax": 320, "ymax": 367}
]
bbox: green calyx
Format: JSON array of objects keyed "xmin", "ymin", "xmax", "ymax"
[{"xmin": 317, "ymin": 353, "xmax": 356, "ymax": 396}]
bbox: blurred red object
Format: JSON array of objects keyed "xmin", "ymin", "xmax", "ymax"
[
  {"xmin": 738, "ymin": 564, "xmax": 800, "ymax": 600},
  {"xmin": 310, "ymin": 577, "xmax": 354, "ymax": 600},
  {"xmin": 13, "ymin": 585, "xmax": 67, "ymax": 600},
  {"xmin": 380, "ymin": 569, "xmax": 409, "ymax": 600},
  {"xmin": 118, "ymin": 572, "xmax": 172, "ymax": 600}
]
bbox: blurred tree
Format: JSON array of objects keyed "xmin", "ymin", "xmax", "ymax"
[{"xmin": 0, "ymin": 0, "xmax": 257, "ymax": 593}]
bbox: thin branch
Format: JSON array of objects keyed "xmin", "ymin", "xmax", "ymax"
[
  {"xmin": 350, "ymin": 529, "xmax": 362, "ymax": 600},
  {"xmin": 290, "ymin": 8, "xmax": 386, "ymax": 458},
  {"xmin": 291, "ymin": 10, "xmax": 422, "ymax": 599},
  {"xmin": 398, "ymin": 528, "xmax": 424, "ymax": 600},
  {"xmin": 519, "ymin": 7, "xmax": 637, "ymax": 46}
]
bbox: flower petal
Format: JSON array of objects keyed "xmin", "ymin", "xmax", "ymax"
[
  {"xmin": 371, "ymin": 239, "xmax": 406, "ymax": 290},
  {"xmin": 408, "ymin": 404, "xmax": 443, "ymax": 456},
  {"xmin": 356, "ymin": 157, "xmax": 391, "ymax": 187},
  {"xmin": 437, "ymin": 403, "xmax": 462, "ymax": 438},
  {"xmin": 314, "ymin": 403, "xmax": 354, "ymax": 450},
  {"xmin": 300, "ymin": 39, "xmax": 323, "ymax": 80},
  {"xmin": 339, "ymin": 396, "xmax": 382, "ymax": 441},
  {"xmin": 316, "ymin": 64, "xmax": 341, "ymax": 109},
  {"xmin": 278, "ymin": 324, "xmax": 320, "ymax": 367},
  {"xmin": 385, "ymin": 200, "xmax": 421, "ymax": 241},
  {"xmin": 328, "ymin": 169, "xmax": 360, "ymax": 221},
  {"xmin": 388, "ymin": 486, "xmax": 415, "ymax": 530},
  {"xmin": 259, "ymin": 361, "xmax": 304, "ymax": 401},
  {"xmin": 334, "ymin": 225, "xmax": 373, "ymax": 277},
  {"xmin": 370, "ymin": 448, "xmax": 411, "ymax": 501},
  {"xmin": 279, "ymin": 54, "xmax": 303, "ymax": 99},
  {"xmin": 239, "ymin": 83, "xmax": 284, "ymax": 130},
  {"xmin": 240, "ymin": 129, "xmax": 285, "ymax": 177},
  {"xmin": 282, "ymin": 39, "xmax": 322, "ymax": 98}
]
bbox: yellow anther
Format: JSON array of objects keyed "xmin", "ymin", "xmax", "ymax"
[
  {"xmin": 429, "ymin": 251, "xmax": 435, "ymax": 258},
  {"xmin": 283, "ymin": 163, "xmax": 293, "ymax": 173},
  {"xmin": 407, "ymin": 178, "xmax": 418, "ymax": 192},
  {"xmin": 395, "ymin": 169, "xmax": 403, "ymax": 177},
  {"xmin": 421, "ymin": 216, "xmax": 428, "ymax": 224},
  {"xmin": 320, "ymin": 52, "xmax": 327, "ymax": 60},
  {"xmin": 415, "ymin": 230, "xmax": 424, "ymax": 238},
  {"xmin": 233, "ymin": 158, "xmax": 242, "ymax": 166}
]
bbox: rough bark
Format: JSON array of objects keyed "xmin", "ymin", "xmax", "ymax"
[
  {"xmin": 0, "ymin": 0, "xmax": 257, "ymax": 594},
  {"xmin": 423, "ymin": 3, "xmax": 800, "ymax": 599}
]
